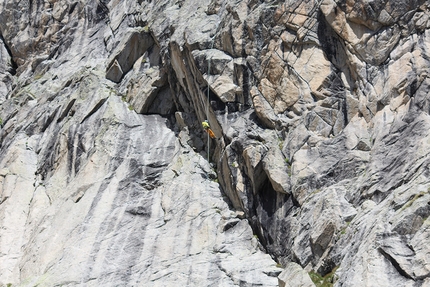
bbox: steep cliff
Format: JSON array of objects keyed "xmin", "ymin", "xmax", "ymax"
[{"xmin": 0, "ymin": 0, "xmax": 429, "ymax": 286}]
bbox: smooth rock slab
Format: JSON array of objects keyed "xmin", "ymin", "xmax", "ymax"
[{"xmin": 278, "ymin": 262, "xmax": 315, "ymax": 287}]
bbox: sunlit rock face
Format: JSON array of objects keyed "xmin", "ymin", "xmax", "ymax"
[{"xmin": 0, "ymin": 0, "xmax": 429, "ymax": 286}]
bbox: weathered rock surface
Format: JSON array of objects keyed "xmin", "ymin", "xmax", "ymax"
[
  {"xmin": 1, "ymin": 0, "xmax": 430, "ymax": 286},
  {"xmin": 0, "ymin": 68, "xmax": 281, "ymax": 286},
  {"xmin": 278, "ymin": 262, "xmax": 315, "ymax": 287}
]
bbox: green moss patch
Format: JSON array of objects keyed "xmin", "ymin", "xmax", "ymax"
[{"xmin": 309, "ymin": 266, "xmax": 339, "ymax": 287}]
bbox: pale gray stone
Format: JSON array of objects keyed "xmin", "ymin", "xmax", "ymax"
[
  {"xmin": 278, "ymin": 262, "xmax": 315, "ymax": 287},
  {"xmin": 1, "ymin": 0, "xmax": 430, "ymax": 286}
]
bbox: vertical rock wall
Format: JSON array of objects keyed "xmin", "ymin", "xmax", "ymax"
[{"xmin": 0, "ymin": 0, "xmax": 430, "ymax": 286}]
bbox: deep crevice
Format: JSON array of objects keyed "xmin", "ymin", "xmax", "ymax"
[
  {"xmin": 0, "ymin": 33, "xmax": 18, "ymax": 75},
  {"xmin": 57, "ymin": 99, "xmax": 76, "ymax": 123},
  {"xmin": 378, "ymin": 247, "xmax": 414, "ymax": 280},
  {"xmin": 246, "ymin": 171, "xmax": 292, "ymax": 261},
  {"xmin": 80, "ymin": 98, "xmax": 108, "ymax": 124},
  {"xmin": 41, "ymin": 106, "xmax": 61, "ymax": 132}
]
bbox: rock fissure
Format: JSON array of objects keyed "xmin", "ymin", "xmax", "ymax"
[
  {"xmin": 378, "ymin": 246, "xmax": 415, "ymax": 280},
  {"xmin": 0, "ymin": 33, "xmax": 17, "ymax": 76}
]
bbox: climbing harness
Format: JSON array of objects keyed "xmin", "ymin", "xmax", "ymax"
[{"xmin": 202, "ymin": 120, "xmax": 216, "ymax": 139}]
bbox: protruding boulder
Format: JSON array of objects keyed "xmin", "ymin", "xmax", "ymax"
[
  {"xmin": 106, "ymin": 28, "xmax": 154, "ymax": 83},
  {"xmin": 278, "ymin": 262, "xmax": 315, "ymax": 287}
]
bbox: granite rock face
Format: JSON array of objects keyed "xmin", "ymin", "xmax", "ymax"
[{"xmin": 1, "ymin": 0, "xmax": 430, "ymax": 286}]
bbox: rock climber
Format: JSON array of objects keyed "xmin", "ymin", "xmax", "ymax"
[{"xmin": 202, "ymin": 120, "xmax": 216, "ymax": 139}]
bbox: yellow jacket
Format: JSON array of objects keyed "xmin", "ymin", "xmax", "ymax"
[{"xmin": 202, "ymin": 121, "xmax": 210, "ymax": 129}]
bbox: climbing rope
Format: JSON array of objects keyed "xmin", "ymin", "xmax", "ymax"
[
  {"xmin": 207, "ymin": 56, "xmax": 211, "ymax": 164},
  {"xmin": 203, "ymin": 3, "xmax": 226, "ymax": 167}
]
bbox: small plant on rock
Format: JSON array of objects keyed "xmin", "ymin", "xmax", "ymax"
[
  {"xmin": 278, "ymin": 137, "xmax": 284, "ymax": 150},
  {"xmin": 230, "ymin": 161, "xmax": 238, "ymax": 168},
  {"xmin": 309, "ymin": 266, "xmax": 339, "ymax": 287},
  {"xmin": 340, "ymin": 221, "xmax": 351, "ymax": 235}
]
